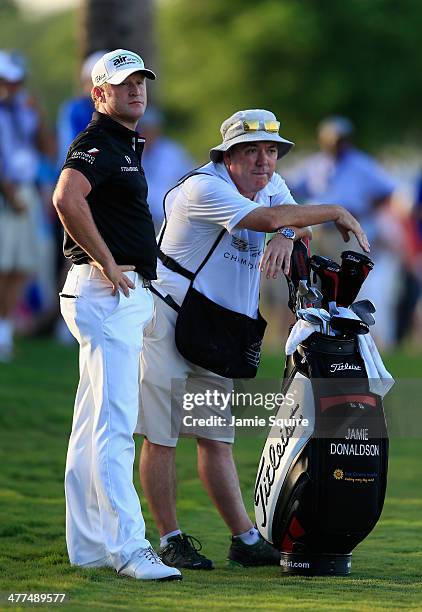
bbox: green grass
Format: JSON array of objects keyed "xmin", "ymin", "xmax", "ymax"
[{"xmin": 0, "ymin": 339, "xmax": 421, "ymax": 611}]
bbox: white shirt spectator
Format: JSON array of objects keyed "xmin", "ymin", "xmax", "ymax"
[{"xmin": 141, "ymin": 136, "xmax": 194, "ymax": 230}]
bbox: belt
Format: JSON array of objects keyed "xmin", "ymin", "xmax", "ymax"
[{"xmin": 70, "ymin": 264, "xmax": 151, "ymax": 289}]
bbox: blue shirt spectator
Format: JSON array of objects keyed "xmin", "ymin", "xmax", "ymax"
[
  {"xmin": 0, "ymin": 89, "xmax": 41, "ymax": 183},
  {"xmin": 57, "ymin": 51, "xmax": 107, "ymax": 167},
  {"xmin": 287, "ymin": 117, "xmax": 395, "ymax": 239}
]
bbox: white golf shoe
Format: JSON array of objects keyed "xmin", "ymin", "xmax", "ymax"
[{"xmin": 119, "ymin": 547, "xmax": 182, "ymax": 581}]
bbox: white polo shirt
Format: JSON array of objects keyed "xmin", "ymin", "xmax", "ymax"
[{"xmin": 155, "ymin": 161, "xmax": 296, "ymax": 318}]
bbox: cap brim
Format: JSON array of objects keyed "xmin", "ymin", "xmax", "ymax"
[
  {"xmin": 106, "ymin": 67, "xmax": 156, "ymax": 84},
  {"xmin": 209, "ymin": 132, "xmax": 294, "ymax": 162}
]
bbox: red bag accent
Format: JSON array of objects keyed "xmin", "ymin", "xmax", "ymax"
[
  {"xmin": 289, "ymin": 516, "xmax": 305, "ymax": 538},
  {"xmin": 281, "ymin": 533, "xmax": 294, "ymax": 552},
  {"xmin": 320, "ymin": 394, "xmax": 376, "ymax": 412}
]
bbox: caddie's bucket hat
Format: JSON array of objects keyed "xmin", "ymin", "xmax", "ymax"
[{"xmin": 210, "ymin": 109, "xmax": 294, "ymax": 162}]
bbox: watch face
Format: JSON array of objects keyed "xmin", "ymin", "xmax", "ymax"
[{"xmin": 282, "ymin": 228, "xmax": 295, "ymax": 239}]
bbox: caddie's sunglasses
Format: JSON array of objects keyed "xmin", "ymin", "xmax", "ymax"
[{"xmin": 242, "ymin": 120, "xmax": 280, "ymax": 132}]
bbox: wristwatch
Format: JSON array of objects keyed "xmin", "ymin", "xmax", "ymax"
[{"xmin": 276, "ymin": 227, "xmax": 296, "ymax": 240}]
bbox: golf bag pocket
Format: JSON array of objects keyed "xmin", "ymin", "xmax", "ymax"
[
  {"xmin": 175, "ymin": 286, "xmax": 267, "ymax": 378},
  {"xmin": 254, "ymin": 334, "xmax": 389, "ymax": 575}
]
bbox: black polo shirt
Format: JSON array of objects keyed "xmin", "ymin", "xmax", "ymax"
[{"xmin": 62, "ymin": 111, "xmax": 157, "ymax": 279}]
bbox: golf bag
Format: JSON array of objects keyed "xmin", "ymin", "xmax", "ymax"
[{"xmin": 254, "ymin": 246, "xmax": 389, "ymax": 576}]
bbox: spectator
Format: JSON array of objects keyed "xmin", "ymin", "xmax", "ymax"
[
  {"xmin": 0, "ymin": 51, "xmax": 49, "ymax": 360},
  {"xmin": 287, "ymin": 116, "xmax": 398, "ymax": 347},
  {"xmin": 289, "ymin": 117, "xmax": 396, "ymax": 241},
  {"xmin": 394, "ymin": 176, "xmax": 422, "ymax": 344},
  {"xmin": 56, "ymin": 51, "xmax": 107, "ymax": 168},
  {"xmin": 137, "ymin": 106, "xmax": 194, "ymax": 232},
  {"xmin": 362, "ymin": 197, "xmax": 406, "ymax": 349}
]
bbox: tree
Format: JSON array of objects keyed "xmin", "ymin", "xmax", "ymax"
[
  {"xmin": 157, "ymin": 0, "xmax": 422, "ymax": 157},
  {"xmin": 80, "ymin": 0, "xmax": 156, "ymax": 70},
  {"xmin": 0, "ymin": 0, "xmax": 18, "ymax": 17}
]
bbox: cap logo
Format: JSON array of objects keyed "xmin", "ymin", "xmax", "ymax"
[
  {"xmin": 113, "ymin": 55, "xmax": 128, "ymax": 66},
  {"xmin": 95, "ymin": 73, "xmax": 106, "ymax": 84},
  {"xmin": 111, "ymin": 54, "xmax": 140, "ymax": 68}
]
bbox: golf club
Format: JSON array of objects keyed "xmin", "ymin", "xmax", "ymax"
[
  {"xmin": 350, "ymin": 302, "xmax": 376, "ymax": 326},
  {"xmin": 317, "ymin": 307, "xmax": 331, "ymax": 334},
  {"xmin": 297, "ymin": 308, "xmax": 325, "ymax": 331},
  {"xmin": 306, "ymin": 286, "xmax": 323, "ymax": 306},
  {"xmin": 298, "ymin": 279, "xmax": 310, "ymax": 310},
  {"xmin": 351, "ymin": 299, "xmax": 376, "ymax": 313},
  {"xmin": 330, "ymin": 316, "xmax": 369, "ymax": 336}
]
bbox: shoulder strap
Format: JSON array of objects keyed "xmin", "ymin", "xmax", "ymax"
[
  {"xmin": 190, "ymin": 228, "xmax": 225, "ymax": 280},
  {"xmin": 158, "ymin": 167, "xmax": 227, "ymax": 282},
  {"xmin": 157, "ymin": 166, "xmax": 210, "ymax": 249},
  {"xmin": 158, "ymin": 250, "xmax": 195, "ymax": 281},
  {"xmin": 158, "ymin": 228, "xmax": 226, "ymax": 283}
]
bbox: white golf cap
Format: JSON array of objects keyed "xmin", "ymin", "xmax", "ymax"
[
  {"xmin": 210, "ymin": 109, "xmax": 294, "ymax": 163},
  {"xmin": 91, "ymin": 48, "xmax": 156, "ymax": 86},
  {"xmin": 0, "ymin": 50, "xmax": 25, "ymax": 83}
]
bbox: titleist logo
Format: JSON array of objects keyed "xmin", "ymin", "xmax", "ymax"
[
  {"xmin": 329, "ymin": 363, "xmax": 362, "ymax": 373},
  {"xmin": 254, "ymin": 403, "xmax": 300, "ymax": 528}
]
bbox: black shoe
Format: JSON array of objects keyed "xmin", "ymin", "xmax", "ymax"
[
  {"xmin": 159, "ymin": 533, "xmax": 214, "ymax": 570},
  {"xmin": 227, "ymin": 534, "xmax": 280, "ymax": 568}
]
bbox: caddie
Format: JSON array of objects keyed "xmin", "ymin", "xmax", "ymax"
[{"xmin": 135, "ymin": 109, "xmax": 370, "ymax": 570}]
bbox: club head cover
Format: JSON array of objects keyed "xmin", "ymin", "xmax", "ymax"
[
  {"xmin": 337, "ymin": 251, "xmax": 374, "ymax": 306},
  {"xmin": 309, "ymin": 255, "xmax": 340, "ymax": 310},
  {"xmin": 285, "ymin": 239, "xmax": 311, "ymax": 313}
]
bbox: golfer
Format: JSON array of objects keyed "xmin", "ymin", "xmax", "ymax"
[
  {"xmin": 136, "ymin": 108, "xmax": 370, "ymax": 569},
  {"xmin": 53, "ymin": 49, "xmax": 180, "ymax": 581}
]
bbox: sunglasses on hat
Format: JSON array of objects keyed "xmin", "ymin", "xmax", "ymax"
[{"xmin": 241, "ymin": 119, "xmax": 280, "ymax": 133}]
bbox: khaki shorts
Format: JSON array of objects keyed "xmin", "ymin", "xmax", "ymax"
[
  {"xmin": 0, "ymin": 184, "xmax": 39, "ymax": 273},
  {"xmin": 136, "ymin": 294, "xmax": 234, "ymax": 447}
]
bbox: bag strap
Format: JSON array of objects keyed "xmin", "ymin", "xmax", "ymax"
[
  {"xmin": 189, "ymin": 228, "xmax": 226, "ymax": 280},
  {"xmin": 158, "ymin": 251, "xmax": 195, "ymax": 281},
  {"xmin": 158, "ymin": 227, "xmax": 225, "ymax": 282},
  {"xmin": 158, "ymin": 167, "xmax": 227, "ymax": 282},
  {"xmin": 157, "ymin": 166, "xmax": 210, "ymax": 250},
  {"xmin": 149, "ymin": 284, "xmax": 180, "ymax": 312}
]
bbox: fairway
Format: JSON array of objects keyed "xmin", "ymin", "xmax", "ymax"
[{"xmin": 0, "ymin": 339, "xmax": 421, "ymax": 611}]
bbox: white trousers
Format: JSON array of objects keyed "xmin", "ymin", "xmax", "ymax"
[{"xmin": 60, "ymin": 264, "xmax": 154, "ymax": 569}]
